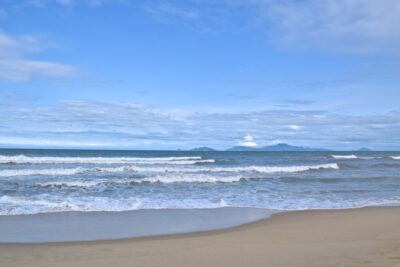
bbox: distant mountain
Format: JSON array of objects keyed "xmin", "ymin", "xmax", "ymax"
[
  {"xmin": 190, "ymin": 147, "xmax": 217, "ymax": 151},
  {"xmin": 227, "ymin": 143, "xmax": 331, "ymax": 152},
  {"xmin": 358, "ymin": 147, "xmax": 372, "ymax": 151},
  {"xmin": 260, "ymin": 143, "xmax": 331, "ymax": 151}
]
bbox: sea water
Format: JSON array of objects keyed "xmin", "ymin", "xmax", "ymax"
[{"xmin": 1, "ymin": 149, "xmax": 400, "ymax": 216}]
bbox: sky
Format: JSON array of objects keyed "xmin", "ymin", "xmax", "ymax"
[{"xmin": 0, "ymin": 0, "xmax": 400, "ymax": 150}]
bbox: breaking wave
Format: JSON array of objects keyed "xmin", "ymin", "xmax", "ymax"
[
  {"xmin": 331, "ymin": 154, "xmax": 358, "ymax": 159},
  {"xmin": 97, "ymin": 163, "xmax": 339, "ymax": 174},
  {"xmin": 34, "ymin": 175, "xmax": 244, "ymax": 188},
  {"xmin": 35, "ymin": 181, "xmax": 102, "ymax": 189},
  {"xmin": 0, "ymin": 168, "xmax": 86, "ymax": 177},
  {"xmin": 0, "ymin": 195, "xmax": 227, "ymax": 215},
  {"xmin": 0, "ymin": 155, "xmax": 213, "ymax": 165},
  {"xmin": 0, "ymin": 163, "xmax": 339, "ymax": 177},
  {"xmin": 1, "ymin": 150, "xmax": 400, "ymax": 217}
]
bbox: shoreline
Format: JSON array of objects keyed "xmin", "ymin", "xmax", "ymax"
[
  {"xmin": 1, "ymin": 205, "xmax": 400, "ymax": 244},
  {"xmin": 1, "ymin": 207, "xmax": 400, "ymax": 266}
]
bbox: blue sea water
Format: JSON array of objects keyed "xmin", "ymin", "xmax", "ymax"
[{"xmin": 1, "ymin": 149, "xmax": 400, "ymax": 215}]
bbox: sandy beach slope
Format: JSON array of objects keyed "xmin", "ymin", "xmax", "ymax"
[{"xmin": 1, "ymin": 207, "xmax": 400, "ymax": 267}]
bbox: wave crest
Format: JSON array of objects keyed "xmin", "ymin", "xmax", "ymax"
[
  {"xmin": 98, "ymin": 163, "xmax": 339, "ymax": 174},
  {"xmin": 331, "ymin": 155, "xmax": 358, "ymax": 159},
  {"xmin": 35, "ymin": 181, "xmax": 101, "ymax": 189},
  {"xmin": 0, "ymin": 155, "xmax": 212, "ymax": 165},
  {"xmin": 0, "ymin": 163, "xmax": 339, "ymax": 177},
  {"xmin": 0, "ymin": 168, "xmax": 86, "ymax": 177}
]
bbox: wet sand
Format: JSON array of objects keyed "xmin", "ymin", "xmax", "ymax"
[{"xmin": 1, "ymin": 207, "xmax": 400, "ymax": 267}]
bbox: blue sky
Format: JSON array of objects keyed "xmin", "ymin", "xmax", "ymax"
[{"xmin": 0, "ymin": 0, "xmax": 400, "ymax": 150}]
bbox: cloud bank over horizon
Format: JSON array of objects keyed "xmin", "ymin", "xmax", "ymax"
[{"xmin": 0, "ymin": 100, "xmax": 399, "ymax": 150}]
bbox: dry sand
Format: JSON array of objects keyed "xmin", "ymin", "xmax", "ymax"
[{"xmin": 1, "ymin": 207, "xmax": 400, "ymax": 267}]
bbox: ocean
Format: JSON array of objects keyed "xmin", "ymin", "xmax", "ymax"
[{"xmin": 1, "ymin": 149, "xmax": 400, "ymax": 216}]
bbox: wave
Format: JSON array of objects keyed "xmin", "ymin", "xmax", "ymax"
[
  {"xmin": 0, "ymin": 195, "xmax": 226, "ymax": 215},
  {"xmin": 0, "ymin": 163, "xmax": 339, "ymax": 177},
  {"xmin": 0, "ymin": 195, "xmax": 79, "ymax": 211},
  {"xmin": 34, "ymin": 175, "xmax": 244, "ymax": 188},
  {"xmin": 35, "ymin": 180, "xmax": 102, "ymax": 189},
  {"xmin": 0, "ymin": 155, "xmax": 212, "ymax": 165},
  {"xmin": 373, "ymin": 163, "xmax": 400, "ymax": 168},
  {"xmin": 98, "ymin": 163, "xmax": 339, "ymax": 174},
  {"xmin": 0, "ymin": 195, "xmax": 142, "ymax": 215},
  {"xmin": 129, "ymin": 175, "xmax": 243, "ymax": 184},
  {"xmin": 334, "ymin": 155, "xmax": 386, "ymax": 160},
  {"xmin": 2, "ymin": 193, "xmax": 400, "ymax": 216},
  {"xmin": 31, "ymin": 165, "xmax": 342, "ymax": 187},
  {"xmin": 392, "ymin": 156, "xmax": 400, "ymax": 160},
  {"xmin": 0, "ymin": 168, "xmax": 86, "ymax": 177},
  {"xmin": 331, "ymin": 154, "xmax": 358, "ymax": 159}
]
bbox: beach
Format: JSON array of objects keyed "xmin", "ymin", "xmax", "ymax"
[
  {"xmin": 1, "ymin": 206, "xmax": 400, "ymax": 267},
  {"xmin": 1, "ymin": 150, "xmax": 400, "ymax": 266}
]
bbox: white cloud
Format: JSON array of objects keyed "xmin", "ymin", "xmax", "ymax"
[
  {"xmin": 258, "ymin": 0, "xmax": 400, "ymax": 53},
  {"xmin": 238, "ymin": 134, "xmax": 258, "ymax": 147},
  {"xmin": 144, "ymin": 0, "xmax": 400, "ymax": 54},
  {"xmin": 0, "ymin": 100, "xmax": 400, "ymax": 149},
  {"xmin": 0, "ymin": 31, "xmax": 77, "ymax": 82},
  {"xmin": 270, "ymin": 139, "xmax": 284, "ymax": 145},
  {"xmin": 286, "ymin": 125, "xmax": 301, "ymax": 130},
  {"xmin": 0, "ymin": 59, "xmax": 76, "ymax": 82},
  {"xmin": 147, "ymin": 2, "xmax": 199, "ymax": 21},
  {"xmin": 0, "ymin": 135, "xmax": 105, "ymax": 147}
]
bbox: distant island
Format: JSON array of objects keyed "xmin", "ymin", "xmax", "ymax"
[
  {"xmin": 189, "ymin": 144, "xmax": 372, "ymax": 152},
  {"xmin": 226, "ymin": 143, "xmax": 331, "ymax": 152},
  {"xmin": 190, "ymin": 147, "xmax": 217, "ymax": 151}
]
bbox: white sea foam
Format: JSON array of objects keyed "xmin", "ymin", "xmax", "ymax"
[
  {"xmin": 2, "ymin": 194, "xmax": 400, "ymax": 216},
  {"xmin": 0, "ymin": 168, "xmax": 86, "ymax": 177},
  {"xmin": 0, "ymin": 195, "xmax": 226, "ymax": 215},
  {"xmin": 0, "ymin": 195, "xmax": 141, "ymax": 215},
  {"xmin": 391, "ymin": 156, "xmax": 400, "ymax": 160},
  {"xmin": 0, "ymin": 155, "xmax": 211, "ymax": 164},
  {"xmin": 32, "ymin": 175, "xmax": 246, "ymax": 188},
  {"xmin": 117, "ymin": 175, "xmax": 244, "ymax": 184},
  {"xmin": 331, "ymin": 154, "xmax": 358, "ymax": 159},
  {"xmin": 35, "ymin": 181, "xmax": 102, "ymax": 188},
  {"xmin": 0, "ymin": 163, "xmax": 339, "ymax": 177},
  {"xmin": 98, "ymin": 163, "xmax": 339, "ymax": 174}
]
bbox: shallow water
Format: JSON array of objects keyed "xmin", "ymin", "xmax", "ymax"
[{"xmin": 0, "ymin": 208, "xmax": 275, "ymax": 243}]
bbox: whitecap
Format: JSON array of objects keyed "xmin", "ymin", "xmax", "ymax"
[
  {"xmin": 116, "ymin": 175, "xmax": 243, "ymax": 184},
  {"xmin": 0, "ymin": 167, "xmax": 86, "ymax": 177},
  {"xmin": 0, "ymin": 163, "xmax": 339, "ymax": 178},
  {"xmin": 0, "ymin": 155, "xmax": 210, "ymax": 164},
  {"xmin": 331, "ymin": 154, "xmax": 358, "ymax": 159},
  {"xmin": 97, "ymin": 163, "xmax": 339, "ymax": 174},
  {"xmin": 35, "ymin": 180, "xmax": 102, "ymax": 189}
]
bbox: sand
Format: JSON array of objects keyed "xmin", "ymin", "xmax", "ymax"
[{"xmin": 1, "ymin": 207, "xmax": 400, "ymax": 267}]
